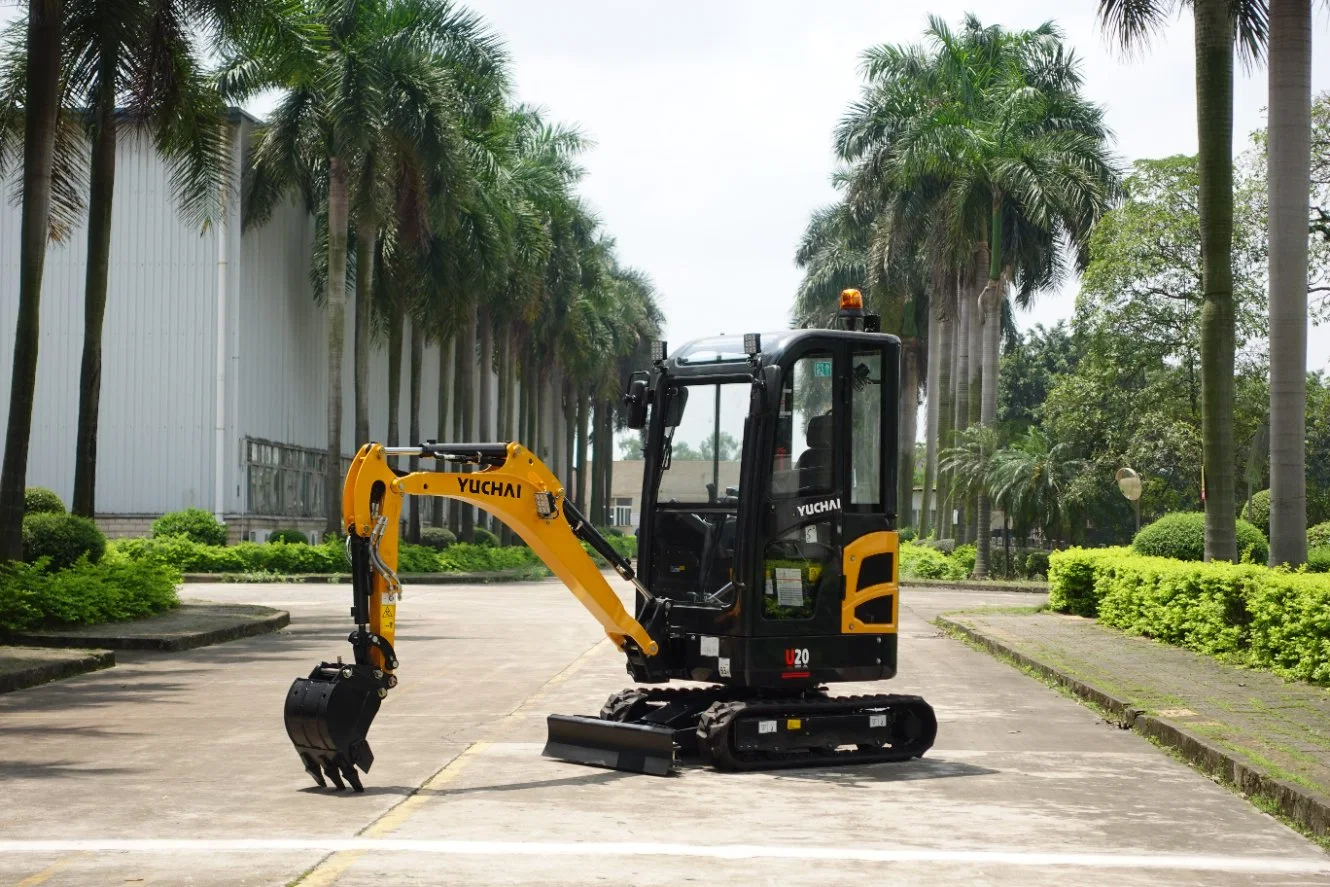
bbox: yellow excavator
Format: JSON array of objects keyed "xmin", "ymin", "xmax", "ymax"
[{"xmin": 284, "ymin": 291, "xmax": 936, "ymax": 791}]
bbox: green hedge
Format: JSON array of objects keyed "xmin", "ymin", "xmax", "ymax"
[
  {"xmin": 1241, "ymin": 489, "xmax": 1271, "ymax": 537},
  {"xmin": 1308, "ymin": 522, "xmax": 1330, "ymax": 549},
  {"xmin": 22, "ymin": 512, "xmax": 106, "ymax": 570},
  {"xmin": 1047, "ymin": 547, "xmax": 1330, "ymax": 683},
  {"xmin": 1132, "ymin": 512, "xmax": 1268, "ymax": 564},
  {"xmin": 0, "ymin": 550, "xmax": 180, "ymax": 632},
  {"xmin": 112, "ymin": 533, "xmax": 638, "ymax": 576},
  {"xmin": 24, "ymin": 487, "xmax": 65, "ymax": 515},
  {"xmin": 899, "ymin": 542, "xmax": 969, "ymax": 581},
  {"xmin": 267, "ymin": 528, "xmax": 308, "ymax": 545},
  {"xmin": 153, "ymin": 508, "xmax": 227, "ymax": 546}
]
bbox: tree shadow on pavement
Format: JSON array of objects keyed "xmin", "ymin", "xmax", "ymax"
[
  {"xmin": 0, "ymin": 759, "xmax": 143, "ymax": 779},
  {"xmin": 296, "ymin": 769, "xmax": 631, "ymax": 799}
]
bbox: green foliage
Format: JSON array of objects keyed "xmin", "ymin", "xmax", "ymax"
[
  {"xmin": 897, "ymin": 526, "xmax": 917, "ymax": 543},
  {"xmin": 267, "ymin": 528, "xmax": 308, "ymax": 545},
  {"xmin": 1306, "ymin": 547, "xmax": 1330, "ymax": 574},
  {"xmin": 152, "ymin": 508, "xmax": 227, "ymax": 546},
  {"xmin": 397, "ymin": 543, "xmax": 443, "ymax": 573},
  {"xmin": 899, "ymin": 542, "xmax": 968, "ymax": 581},
  {"xmin": 1050, "ymin": 548, "xmax": 1330, "ymax": 684},
  {"xmin": 1132, "ymin": 512, "xmax": 1268, "ymax": 564},
  {"xmin": 1024, "ymin": 550, "xmax": 1051, "ymax": 579},
  {"xmin": 21, "ymin": 513, "xmax": 107, "ymax": 571},
  {"xmin": 24, "ymin": 487, "xmax": 65, "ymax": 515},
  {"xmin": 0, "ymin": 550, "xmax": 179, "ymax": 632},
  {"xmin": 597, "ymin": 525, "xmax": 625, "ymax": 538},
  {"xmin": 1307, "ymin": 522, "xmax": 1330, "ymax": 549},
  {"xmin": 471, "ymin": 528, "xmax": 499, "ymax": 548},
  {"xmin": 1241, "ymin": 489, "xmax": 1271, "ymax": 537},
  {"xmin": 952, "ymin": 544, "xmax": 977, "ymax": 576},
  {"xmin": 418, "ymin": 527, "xmax": 457, "ymax": 550},
  {"xmin": 998, "ymin": 323, "xmax": 1079, "ymax": 430},
  {"xmin": 1047, "ymin": 547, "xmax": 1130, "ymax": 617},
  {"xmin": 438, "ymin": 543, "xmax": 539, "ymax": 573}
]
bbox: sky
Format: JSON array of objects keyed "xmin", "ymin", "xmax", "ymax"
[{"xmin": 471, "ymin": 0, "xmax": 1330, "ymax": 372}]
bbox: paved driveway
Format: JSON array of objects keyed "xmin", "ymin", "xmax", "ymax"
[{"xmin": 2, "ymin": 580, "xmax": 1326, "ymax": 886}]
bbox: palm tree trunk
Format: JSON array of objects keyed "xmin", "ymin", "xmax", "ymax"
[
  {"xmin": 1267, "ymin": 0, "xmax": 1311, "ymax": 566},
  {"xmin": 897, "ymin": 340, "xmax": 919, "ymax": 529},
  {"xmin": 920, "ymin": 300, "xmax": 940, "ymax": 537},
  {"xmin": 562, "ymin": 375, "xmax": 576, "ymax": 493},
  {"xmin": 575, "ymin": 388, "xmax": 589, "ymax": 511},
  {"xmin": 934, "ymin": 277, "xmax": 956, "ymax": 540},
  {"xmin": 386, "ymin": 298, "xmax": 404, "ymax": 464},
  {"xmin": 1194, "ymin": 0, "xmax": 1239, "ymax": 562},
  {"xmin": 322, "ymin": 155, "xmax": 350, "ymax": 537},
  {"xmin": 435, "ymin": 334, "xmax": 451, "ymax": 528},
  {"xmin": 952, "ymin": 282, "xmax": 971, "ymax": 545},
  {"xmin": 477, "ymin": 310, "xmax": 493, "ymax": 533},
  {"xmin": 353, "ymin": 226, "xmax": 374, "ymax": 448},
  {"xmin": 974, "ymin": 206, "xmax": 1005, "ymax": 579},
  {"xmin": 460, "ymin": 302, "xmax": 477, "ymax": 542},
  {"xmin": 72, "ymin": 83, "xmax": 117, "ymax": 518},
  {"xmin": 966, "ymin": 258, "xmax": 984, "ymax": 546},
  {"xmin": 590, "ymin": 398, "xmax": 604, "ymax": 525},
  {"xmin": 600, "ymin": 399, "xmax": 615, "ymax": 526},
  {"xmin": 407, "ymin": 321, "xmax": 423, "ymax": 543},
  {"xmin": 0, "ymin": 0, "xmax": 63, "ymax": 559},
  {"xmin": 450, "ymin": 328, "xmax": 465, "ymax": 536}
]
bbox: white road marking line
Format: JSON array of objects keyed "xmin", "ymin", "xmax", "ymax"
[{"xmin": 0, "ymin": 841, "xmax": 1325, "ymax": 874}]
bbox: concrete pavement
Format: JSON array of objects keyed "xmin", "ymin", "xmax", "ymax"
[{"xmin": 2, "ymin": 580, "xmax": 1327, "ymax": 886}]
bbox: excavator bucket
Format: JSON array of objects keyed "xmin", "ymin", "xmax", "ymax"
[
  {"xmin": 542, "ymin": 714, "xmax": 677, "ymax": 776},
  {"xmin": 284, "ymin": 663, "xmax": 383, "ymax": 792}
]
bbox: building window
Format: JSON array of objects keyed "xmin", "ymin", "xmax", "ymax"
[
  {"xmin": 245, "ymin": 437, "xmax": 330, "ymax": 517},
  {"xmin": 612, "ymin": 497, "xmax": 633, "ymax": 528}
]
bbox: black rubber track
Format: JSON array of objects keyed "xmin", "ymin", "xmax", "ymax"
[{"xmin": 698, "ymin": 694, "xmax": 937, "ymax": 772}]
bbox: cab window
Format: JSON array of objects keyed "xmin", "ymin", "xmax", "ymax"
[{"xmin": 770, "ymin": 352, "xmax": 835, "ymax": 498}]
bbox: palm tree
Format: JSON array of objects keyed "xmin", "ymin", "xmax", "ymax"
[
  {"xmin": 54, "ymin": 0, "xmax": 310, "ymax": 520},
  {"xmin": 939, "ymin": 424, "xmax": 1002, "ymax": 571},
  {"xmin": 990, "ymin": 426, "xmax": 1088, "ymax": 548},
  {"xmin": 1267, "ymin": 0, "xmax": 1310, "ymax": 565},
  {"xmin": 1097, "ymin": 0, "xmax": 1270, "ymax": 561},
  {"xmin": 0, "ymin": 0, "xmax": 66, "ymax": 560},
  {"xmin": 226, "ymin": 0, "xmax": 508, "ymax": 535}
]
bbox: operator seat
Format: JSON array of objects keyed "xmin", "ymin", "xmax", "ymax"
[{"xmin": 797, "ymin": 413, "xmax": 833, "ymax": 493}]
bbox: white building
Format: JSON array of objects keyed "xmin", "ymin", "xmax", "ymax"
[{"xmin": 0, "ymin": 109, "xmax": 558, "ymax": 541}]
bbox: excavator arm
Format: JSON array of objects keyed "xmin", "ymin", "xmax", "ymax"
[{"xmin": 283, "ymin": 441, "xmax": 662, "ymax": 792}]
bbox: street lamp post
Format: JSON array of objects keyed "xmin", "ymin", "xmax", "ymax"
[{"xmin": 1116, "ymin": 467, "xmax": 1143, "ymax": 534}]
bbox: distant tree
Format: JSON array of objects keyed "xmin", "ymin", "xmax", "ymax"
[
  {"xmin": 699, "ymin": 431, "xmax": 740, "ymax": 462},
  {"xmin": 618, "ymin": 436, "xmax": 644, "ymax": 460},
  {"xmin": 998, "ymin": 323, "xmax": 1079, "ymax": 431}
]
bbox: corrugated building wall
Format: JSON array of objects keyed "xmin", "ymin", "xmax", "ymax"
[{"xmin": 0, "ymin": 111, "xmax": 485, "ymax": 539}]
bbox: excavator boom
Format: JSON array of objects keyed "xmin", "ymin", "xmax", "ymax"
[{"xmin": 283, "ymin": 441, "xmax": 666, "ymax": 792}]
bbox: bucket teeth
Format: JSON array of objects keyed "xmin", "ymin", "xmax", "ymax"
[{"xmin": 284, "ymin": 663, "xmax": 384, "ymax": 793}]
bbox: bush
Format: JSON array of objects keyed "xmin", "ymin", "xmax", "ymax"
[
  {"xmin": 471, "ymin": 527, "xmax": 499, "ymax": 548},
  {"xmin": 925, "ymin": 538, "xmax": 956, "ymax": 555},
  {"xmin": 1047, "ymin": 547, "xmax": 1130, "ymax": 617},
  {"xmin": 153, "ymin": 508, "xmax": 227, "ymax": 546},
  {"xmin": 0, "ymin": 551, "xmax": 179, "ymax": 632},
  {"xmin": 1024, "ymin": 550, "xmax": 1051, "ymax": 579},
  {"xmin": 1308, "ymin": 522, "xmax": 1330, "ymax": 549},
  {"xmin": 114, "ymin": 536, "xmax": 347, "ymax": 574},
  {"xmin": 24, "ymin": 487, "xmax": 65, "ymax": 515},
  {"xmin": 418, "ymin": 527, "xmax": 456, "ymax": 551},
  {"xmin": 439, "ymin": 542, "xmax": 540, "ymax": 573},
  {"xmin": 899, "ymin": 541, "xmax": 968, "ymax": 581},
  {"xmin": 1131, "ymin": 512, "xmax": 1268, "ymax": 565},
  {"xmin": 1306, "ymin": 546, "xmax": 1330, "ymax": 574},
  {"xmin": 267, "ymin": 528, "xmax": 308, "ymax": 545},
  {"xmin": 897, "ymin": 527, "xmax": 917, "ymax": 543},
  {"xmin": 596, "ymin": 525, "xmax": 625, "ymax": 538},
  {"xmin": 21, "ymin": 512, "xmax": 106, "ymax": 571},
  {"xmin": 1047, "ymin": 547, "xmax": 1330, "ymax": 684},
  {"xmin": 397, "ymin": 543, "xmax": 441, "ymax": 573},
  {"xmin": 952, "ymin": 544, "xmax": 977, "ymax": 577},
  {"xmin": 1241, "ymin": 489, "xmax": 1271, "ymax": 537}
]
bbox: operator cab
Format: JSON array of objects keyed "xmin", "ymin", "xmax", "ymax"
[{"xmin": 624, "ymin": 322, "xmax": 901, "ymax": 684}]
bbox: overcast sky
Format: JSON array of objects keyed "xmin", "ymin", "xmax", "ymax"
[{"xmin": 472, "ymin": 0, "xmax": 1330, "ymax": 372}]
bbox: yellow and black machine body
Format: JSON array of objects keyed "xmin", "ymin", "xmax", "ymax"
[{"xmin": 284, "ymin": 298, "xmax": 936, "ymax": 790}]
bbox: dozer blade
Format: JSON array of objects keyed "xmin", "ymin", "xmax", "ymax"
[
  {"xmin": 284, "ymin": 663, "xmax": 383, "ymax": 792},
  {"xmin": 543, "ymin": 714, "xmax": 677, "ymax": 776}
]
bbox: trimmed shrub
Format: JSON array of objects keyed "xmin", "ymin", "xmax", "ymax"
[
  {"xmin": 418, "ymin": 527, "xmax": 456, "ymax": 551},
  {"xmin": 899, "ymin": 541, "xmax": 967, "ymax": 581},
  {"xmin": 1131, "ymin": 512, "xmax": 1268, "ymax": 564},
  {"xmin": 439, "ymin": 542, "xmax": 540, "ymax": 573},
  {"xmin": 0, "ymin": 551, "xmax": 179, "ymax": 632},
  {"xmin": 1024, "ymin": 550, "xmax": 1051, "ymax": 580},
  {"xmin": 925, "ymin": 538, "xmax": 956, "ymax": 555},
  {"xmin": 153, "ymin": 508, "xmax": 227, "ymax": 546},
  {"xmin": 267, "ymin": 528, "xmax": 308, "ymax": 545},
  {"xmin": 21, "ymin": 512, "xmax": 106, "ymax": 571},
  {"xmin": 596, "ymin": 525, "xmax": 625, "ymax": 538},
  {"xmin": 1047, "ymin": 547, "xmax": 1130, "ymax": 617},
  {"xmin": 1306, "ymin": 546, "xmax": 1330, "ymax": 574},
  {"xmin": 1047, "ymin": 547, "xmax": 1330, "ymax": 684},
  {"xmin": 897, "ymin": 527, "xmax": 917, "ymax": 543},
  {"xmin": 472, "ymin": 527, "xmax": 499, "ymax": 548},
  {"xmin": 1241, "ymin": 489, "xmax": 1271, "ymax": 537},
  {"xmin": 24, "ymin": 487, "xmax": 65, "ymax": 515},
  {"xmin": 1308, "ymin": 522, "xmax": 1330, "ymax": 549},
  {"xmin": 952, "ymin": 544, "xmax": 977, "ymax": 577},
  {"xmin": 397, "ymin": 543, "xmax": 441, "ymax": 573}
]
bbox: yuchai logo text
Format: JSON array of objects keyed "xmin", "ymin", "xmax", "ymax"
[
  {"xmin": 796, "ymin": 498, "xmax": 841, "ymax": 519},
  {"xmin": 458, "ymin": 477, "xmax": 522, "ymax": 499}
]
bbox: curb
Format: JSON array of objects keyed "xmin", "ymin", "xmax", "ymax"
[
  {"xmin": 181, "ymin": 569, "xmax": 541, "ymax": 585},
  {"xmin": 0, "ymin": 650, "xmax": 115, "ymax": 694},
  {"xmin": 937, "ymin": 615, "xmax": 1330, "ymax": 840},
  {"xmin": 6, "ymin": 610, "xmax": 290, "ymax": 653},
  {"xmin": 905, "ymin": 580, "xmax": 1048, "ymax": 595}
]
